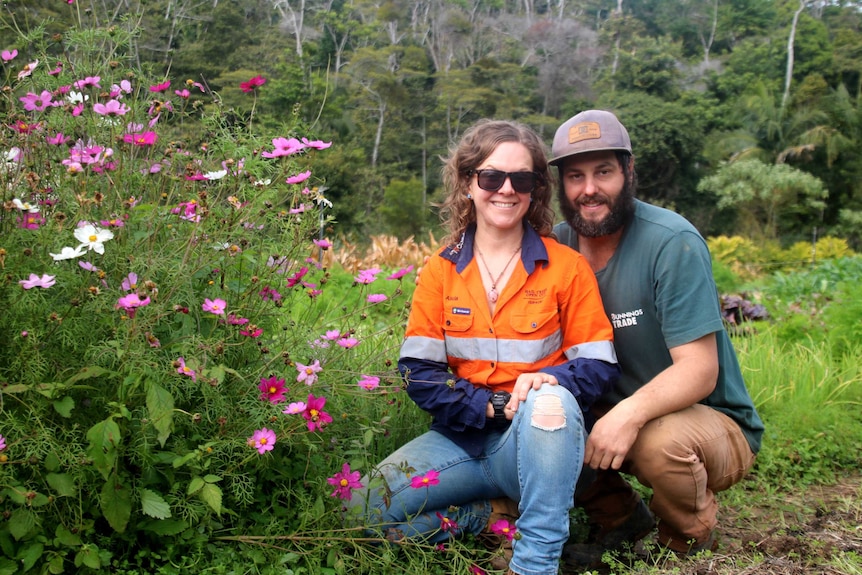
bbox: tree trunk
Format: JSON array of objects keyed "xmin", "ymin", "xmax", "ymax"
[{"xmin": 783, "ymin": 0, "xmax": 807, "ymax": 109}]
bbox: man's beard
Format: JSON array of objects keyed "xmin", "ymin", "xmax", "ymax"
[{"xmin": 559, "ymin": 181, "xmax": 635, "ymax": 238}]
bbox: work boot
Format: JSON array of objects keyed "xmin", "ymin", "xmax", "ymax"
[
  {"xmin": 561, "ymin": 497, "xmax": 655, "ymax": 571},
  {"xmin": 659, "ymin": 530, "xmax": 718, "ymax": 556},
  {"xmin": 478, "ymin": 498, "xmax": 519, "ymax": 572}
]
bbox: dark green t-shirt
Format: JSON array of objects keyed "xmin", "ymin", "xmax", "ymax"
[{"xmin": 554, "ymin": 200, "xmax": 764, "ymax": 453}]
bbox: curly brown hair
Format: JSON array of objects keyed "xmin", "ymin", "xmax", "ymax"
[{"xmin": 438, "ymin": 119, "xmax": 556, "ymax": 246}]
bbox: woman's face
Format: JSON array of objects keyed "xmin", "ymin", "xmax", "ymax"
[{"xmin": 469, "ymin": 141, "xmax": 533, "ymax": 235}]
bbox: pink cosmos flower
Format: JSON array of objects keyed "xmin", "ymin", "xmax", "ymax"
[
  {"xmin": 115, "ymin": 293, "xmax": 151, "ymax": 318},
  {"xmin": 18, "ymin": 213, "xmax": 44, "ymax": 230},
  {"xmin": 149, "ymin": 80, "xmax": 171, "ymax": 93},
  {"xmin": 354, "ymin": 267, "xmax": 382, "ymax": 284},
  {"xmin": 261, "ymin": 137, "xmax": 306, "ymax": 158},
  {"xmin": 46, "ymin": 133, "xmax": 70, "ymax": 145},
  {"xmin": 436, "ymin": 511, "xmax": 459, "ymax": 534},
  {"xmin": 93, "ymin": 99, "xmax": 130, "ymax": 116},
  {"xmin": 288, "ymin": 203, "xmax": 310, "ymax": 214},
  {"xmin": 357, "ymin": 375, "xmax": 380, "ymax": 391},
  {"xmin": 202, "ymin": 298, "xmax": 226, "ymax": 315},
  {"xmin": 19, "ymin": 90, "xmax": 59, "ymax": 112},
  {"xmin": 302, "ymin": 394, "xmax": 332, "ymax": 432},
  {"xmin": 19, "ymin": 273, "xmax": 56, "ymax": 289},
  {"xmin": 0, "ymin": 434, "xmax": 5, "ymax": 450},
  {"xmin": 326, "ymin": 463, "xmax": 363, "ymax": 501},
  {"xmin": 176, "ymin": 357, "xmax": 197, "ymax": 382},
  {"xmin": 240, "ymin": 75, "xmax": 267, "ymax": 93},
  {"xmin": 121, "ymin": 272, "xmax": 138, "ymax": 292},
  {"xmin": 410, "ymin": 469, "xmax": 441, "ymax": 489},
  {"xmin": 259, "ymin": 286, "xmax": 281, "ymax": 301},
  {"xmin": 17, "ymin": 59, "xmax": 38, "ymax": 80},
  {"xmin": 313, "ymin": 239, "xmax": 332, "ymax": 250},
  {"xmin": 282, "ymin": 402, "xmax": 306, "ymax": 415},
  {"xmin": 295, "ymin": 360, "xmax": 322, "ymax": 386},
  {"xmin": 123, "ymin": 131, "xmax": 158, "ymax": 146},
  {"xmin": 323, "ymin": 330, "xmax": 342, "ymax": 341},
  {"xmin": 468, "ymin": 566, "xmax": 487, "ymax": 575},
  {"xmin": 336, "ymin": 337, "xmax": 359, "ymax": 349},
  {"xmin": 174, "ymin": 89, "xmax": 190, "ymax": 99},
  {"xmin": 227, "ymin": 314, "xmax": 249, "ymax": 325},
  {"xmin": 286, "ymin": 170, "xmax": 311, "ymax": 184},
  {"xmin": 490, "ymin": 519, "xmax": 518, "ymax": 542},
  {"xmin": 73, "ymin": 76, "xmax": 101, "ymax": 89},
  {"xmin": 248, "ymin": 428, "xmax": 276, "ymax": 454},
  {"xmin": 366, "ymin": 294, "xmax": 387, "ymax": 304},
  {"xmin": 387, "ymin": 265, "xmax": 415, "ymax": 280},
  {"xmin": 258, "ymin": 376, "xmax": 288, "ymax": 404},
  {"xmin": 240, "ymin": 326, "xmax": 263, "ymax": 338},
  {"xmin": 301, "ymin": 137, "xmax": 332, "ymax": 150},
  {"xmin": 285, "ymin": 266, "xmax": 309, "ymax": 288},
  {"xmin": 1, "ymin": 49, "xmax": 17, "ymax": 62},
  {"xmin": 47, "ymin": 62, "xmax": 63, "ymax": 75}
]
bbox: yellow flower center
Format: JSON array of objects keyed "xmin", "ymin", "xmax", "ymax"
[
  {"xmin": 339, "ymin": 479, "xmax": 349, "ymax": 487},
  {"xmin": 268, "ymin": 386, "xmax": 277, "ymax": 394},
  {"xmin": 259, "ymin": 438, "xmax": 268, "ymax": 445},
  {"xmin": 89, "ymin": 235, "xmax": 97, "ymax": 242}
]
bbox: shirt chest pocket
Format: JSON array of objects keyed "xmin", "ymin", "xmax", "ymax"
[{"xmin": 510, "ymin": 307, "xmax": 559, "ymax": 336}]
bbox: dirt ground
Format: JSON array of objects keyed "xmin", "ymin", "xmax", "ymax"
[{"xmin": 654, "ymin": 474, "xmax": 862, "ymax": 575}]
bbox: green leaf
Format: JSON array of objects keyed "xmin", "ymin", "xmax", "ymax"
[
  {"xmin": 17, "ymin": 541, "xmax": 43, "ymax": 572},
  {"xmin": 187, "ymin": 476, "xmax": 205, "ymax": 495},
  {"xmin": 0, "ymin": 384, "xmax": 28, "ymax": 394},
  {"xmin": 0, "ymin": 558, "xmax": 15, "ymax": 575},
  {"xmin": 139, "ymin": 488, "xmax": 171, "ymax": 519},
  {"xmin": 86, "ymin": 418, "xmax": 121, "ymax": 480},
  {"xmin": 53, "ymin": 396, "xmax": 75, "ymax": 417},
  {"xmin": 47, "ymin": 473, "xmax": 77, "ymax": 497},
  {"xmin": 55, "ymin": 524, "xmax": 83, "ymax": 547},
  {"xmin": 146, "ymin": 382, "xmax": 174, "ymax": 447},
  {"xmin": 74, "ymin": 546, "xmax": 101, "ymax": 569},
  {"xmin": 199, "ymin": 483, "xmax": 222, "ymax": 514},
  {"xmin": 100, "ymin": 474, "xmax": 132, "ymax": 533},
  {"xmin": 8, "ymin": 508, "xmax": 36, "ymax": 540},
  {"xmin": 140, "ymin": 518, "xmax": 188, "ymax": 536},
  {"xmin": 172, "ymin": 451, "xmax": 198, "ymax": 469},
  {"xmin": 48, "ymin": 555, "xmax": 65, "ymax": 574},
  {"xmin": 203, "ymin": 474, "xmax": 222, "ymax": 484},
  {"xmin": 64, "ymin": 366, "xmax": 112, "ymax": 384}
]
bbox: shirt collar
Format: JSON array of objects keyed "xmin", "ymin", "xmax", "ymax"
[{"xmin": 441, "ymin": 222, "xmax": 549, "ymax": 274}]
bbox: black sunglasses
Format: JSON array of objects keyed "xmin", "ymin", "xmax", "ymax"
[{"xmin": 467, "ymin": 169, "xmax": 540, "ymax": 195}]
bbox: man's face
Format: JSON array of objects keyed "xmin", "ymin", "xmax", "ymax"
[{"xmin": 557, "ymin": 150, "xmax": 634, "ymax": 238}]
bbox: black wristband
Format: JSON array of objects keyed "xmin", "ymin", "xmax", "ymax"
[{"xmin": 491, "ymin": 391, "xmax": 512, "ymax": 421}]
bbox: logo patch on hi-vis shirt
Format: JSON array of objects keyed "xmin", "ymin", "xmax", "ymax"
[
  {"xmin": 569, "ymin": 121, "xmax": 601, "ymax": 144},
  {"xmin": 452, "ymin": 307, "xmax": 471, "ymax": 315}
]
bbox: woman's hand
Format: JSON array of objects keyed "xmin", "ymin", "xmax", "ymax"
[{"xmin": 506, "ymin": 372, "xmax": 557, "ymax": 413}]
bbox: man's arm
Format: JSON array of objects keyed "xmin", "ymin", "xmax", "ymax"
[{"xmin": 583, "ymin": 332, "xmax": 718, "ymax": 471}]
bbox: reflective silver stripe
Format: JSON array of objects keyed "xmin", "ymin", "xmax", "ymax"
[
  {"xmin": 565, "ymin": 340, "xmax": 618, "ymax": 364},
  {"xmin": 400, "ymin": 336, "xmax": 448, "ymax": 363},
  {"xmin": 445, "ymin": 330, "xmax": 562, "ymax": 364}
]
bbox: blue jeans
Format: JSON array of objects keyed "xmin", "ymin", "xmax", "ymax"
[{"xmin": 350, "ymin": 385, "xmax": 584, "ymax": 575}]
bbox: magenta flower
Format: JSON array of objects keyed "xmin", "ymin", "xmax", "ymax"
[
  {"xmin": 410, "ymin": 469, "xmax": 441, "ymax": 489},
  {"xmin": 357, "ymin": 375, "xmax": 380, "ymax": 391},
  {"xmin": 149, "ymin": 80, "xmax": 171, "ymax": 93},
  {"xmin": 286, "ymin": 170, "xmax": 311, "ymax": 184},
  {"xmin": 46, "ymin": 133, "xmax": 71, "ymax": 145},
  {"xmin": 176, "ymin": 357, "xmax": 197, "ymax": 382},
  {"xmin": 302, "ymin": 394, "xmax": 332, "ymax": 432},
  {"xmin": 258, "ymin": 376, "xmax": 288, "ymax": 404},
  {"xmin": 174, "ymin": 89, "xmax": 190, "ymax": 99},
  {"xmin": 327, "ymin": 463, "xmax": 363, "ymax": 501},
  {"xmin": 248, "ymin": 428, "xmax": 276, "ymax": 454},
  {"xmin": 261, "ymin": 137, "xmax": 306, "ymax": 158},
  {"xmin": 313, "ymin": 239, "xmax": 332, "ymax": 250},
  {"xmin": 295, "ymin": 360, "xmax": 322, "ymax": 386},
  {"xmin": 301, "ymin": 137, "xmax": 333, "ymax": 150},
  {"xmin": 240, "ymin": 326, "xmax": 263, "ymax": 338},
  {"xmin": 93, "ymin": 99, "xmax": 130, "ymax": 116},
  {"xmin": 115, "ymin": 293, "xmax": 151, "ymax": 318},
  {"xmin": 1, "ymin": 49, "xmax": 17, "ymax": 62},
  {"xmin": 19, "ymin": 273, "xmax": 56, "ymax": 290},
  {"xmin": 336, "ymin": 337, "xmax": 359, "ymax": 349},
  {"xmin": 436, "ymin": 511, "xmax": 459, "ymax": 534},
  {"xmin": 123, "ymin": 131, "xmax": 158, "ymax": 146},
  {"xmin": 490, "ymin": 519, "xmax": 518, "ymax": 542},
  {"xmin": 0, "ymin": 434, "xmax": 5, "ymax": 450},
  {"xmin": 202, "ymin": 298, "xmax": 226, "ymax": 315},
  {"xmin": 285, "ymin": 266, "xmax": 309, "ymax": 288},
  {"xmin": 73, "ymin": 76, "xmax": 101, "ymax": 89},
  {"xmin": 354, "ymin": 267, "xmax": 382, "ymax": 284},
  {"xmin": 17, "ymin": 60, "xmax": 38, "ymax": 81},
  {"xmin": 227, "ymin": 314, "xmax": 249, "ymax": 325},
  {"xmin": 468, "ymin": 566, "xmax": 487, "ymax": 575},
  {"xmin": 387, "ymin": 265, "xmax": 415, "ymax": 280},
  {"xmin": 366, "ymin": 294, "xmax": 387, "ymax": 304},
  {"xmin": 258, "ymin": 286, "xmax": 282, "ymax": 301},
  {"xmin": 240, "ymin": 75, "xmax": 267, "ymax": 93},
  {"xmin": 323, "ymin": 330, "xmax": 342, "ymax": 341}
]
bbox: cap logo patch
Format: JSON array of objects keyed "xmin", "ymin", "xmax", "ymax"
[{"xmin": 568, "ymin": 121, "xmax": 601, "ymax": 144}]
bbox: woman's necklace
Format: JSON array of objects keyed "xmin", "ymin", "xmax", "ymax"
[{"xmin": 475, "ymin": 244, "xmax": 522, "ymax": 303}]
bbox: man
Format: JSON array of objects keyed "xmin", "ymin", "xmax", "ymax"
[{"xmin": 549, "ymin": 109, "xmax": 765, "ymax": 566}]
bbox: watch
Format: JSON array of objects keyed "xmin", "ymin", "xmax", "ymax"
[{"xmin": 491, "ymin": 391, "xmax": 512, "ymax": 421}]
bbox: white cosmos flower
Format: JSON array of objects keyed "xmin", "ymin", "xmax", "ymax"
[
  {"xmin": 50, "ymin": 245, "xmax": 87, "ymax": 261},
  {"xmin": 13, "ymin": 198, "xmax": 40, "ymax": 213},
  {"xmin": 204, "ymin": 169, "xmax": 227, "ymax": 180},
  {"xmin": 66, "ymin": 91, "xmax": 89, "ymax": 104},
  {"xmin": 73, "ymin": 224, "xmax": 114, "ymax": 254}
]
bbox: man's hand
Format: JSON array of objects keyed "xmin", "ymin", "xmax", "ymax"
[{"xmin": 583, "ymin": 400, "xmax": 641, "ymax": 470}]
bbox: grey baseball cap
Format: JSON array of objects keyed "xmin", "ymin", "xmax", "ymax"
[{"xmin": 549, "ymin": 110, "xmax": 632, "ymax": 166}]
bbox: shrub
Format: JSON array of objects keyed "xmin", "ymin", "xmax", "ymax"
[{"xmin": 0, "ymin": 18, "xmax": 420, "ymax": 574}]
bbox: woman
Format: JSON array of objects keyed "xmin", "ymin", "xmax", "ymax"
[{"xmin": 351, "ymin": 120, "xmax": 619, "ymax": 575}]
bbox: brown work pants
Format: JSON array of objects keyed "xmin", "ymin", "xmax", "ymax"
[{"xmin": 577, "ymin": 403, "xmax": 756, "ymax": 551}]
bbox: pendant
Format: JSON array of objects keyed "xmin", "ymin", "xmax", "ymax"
[{"xmin": 488, "ymin": 288, "xmax": 498, "ymax": 303}]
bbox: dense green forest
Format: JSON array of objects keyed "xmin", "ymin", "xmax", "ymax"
[{"xmin": 3, "ymin": 0, "xmax": 862, "ymax": 248}]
